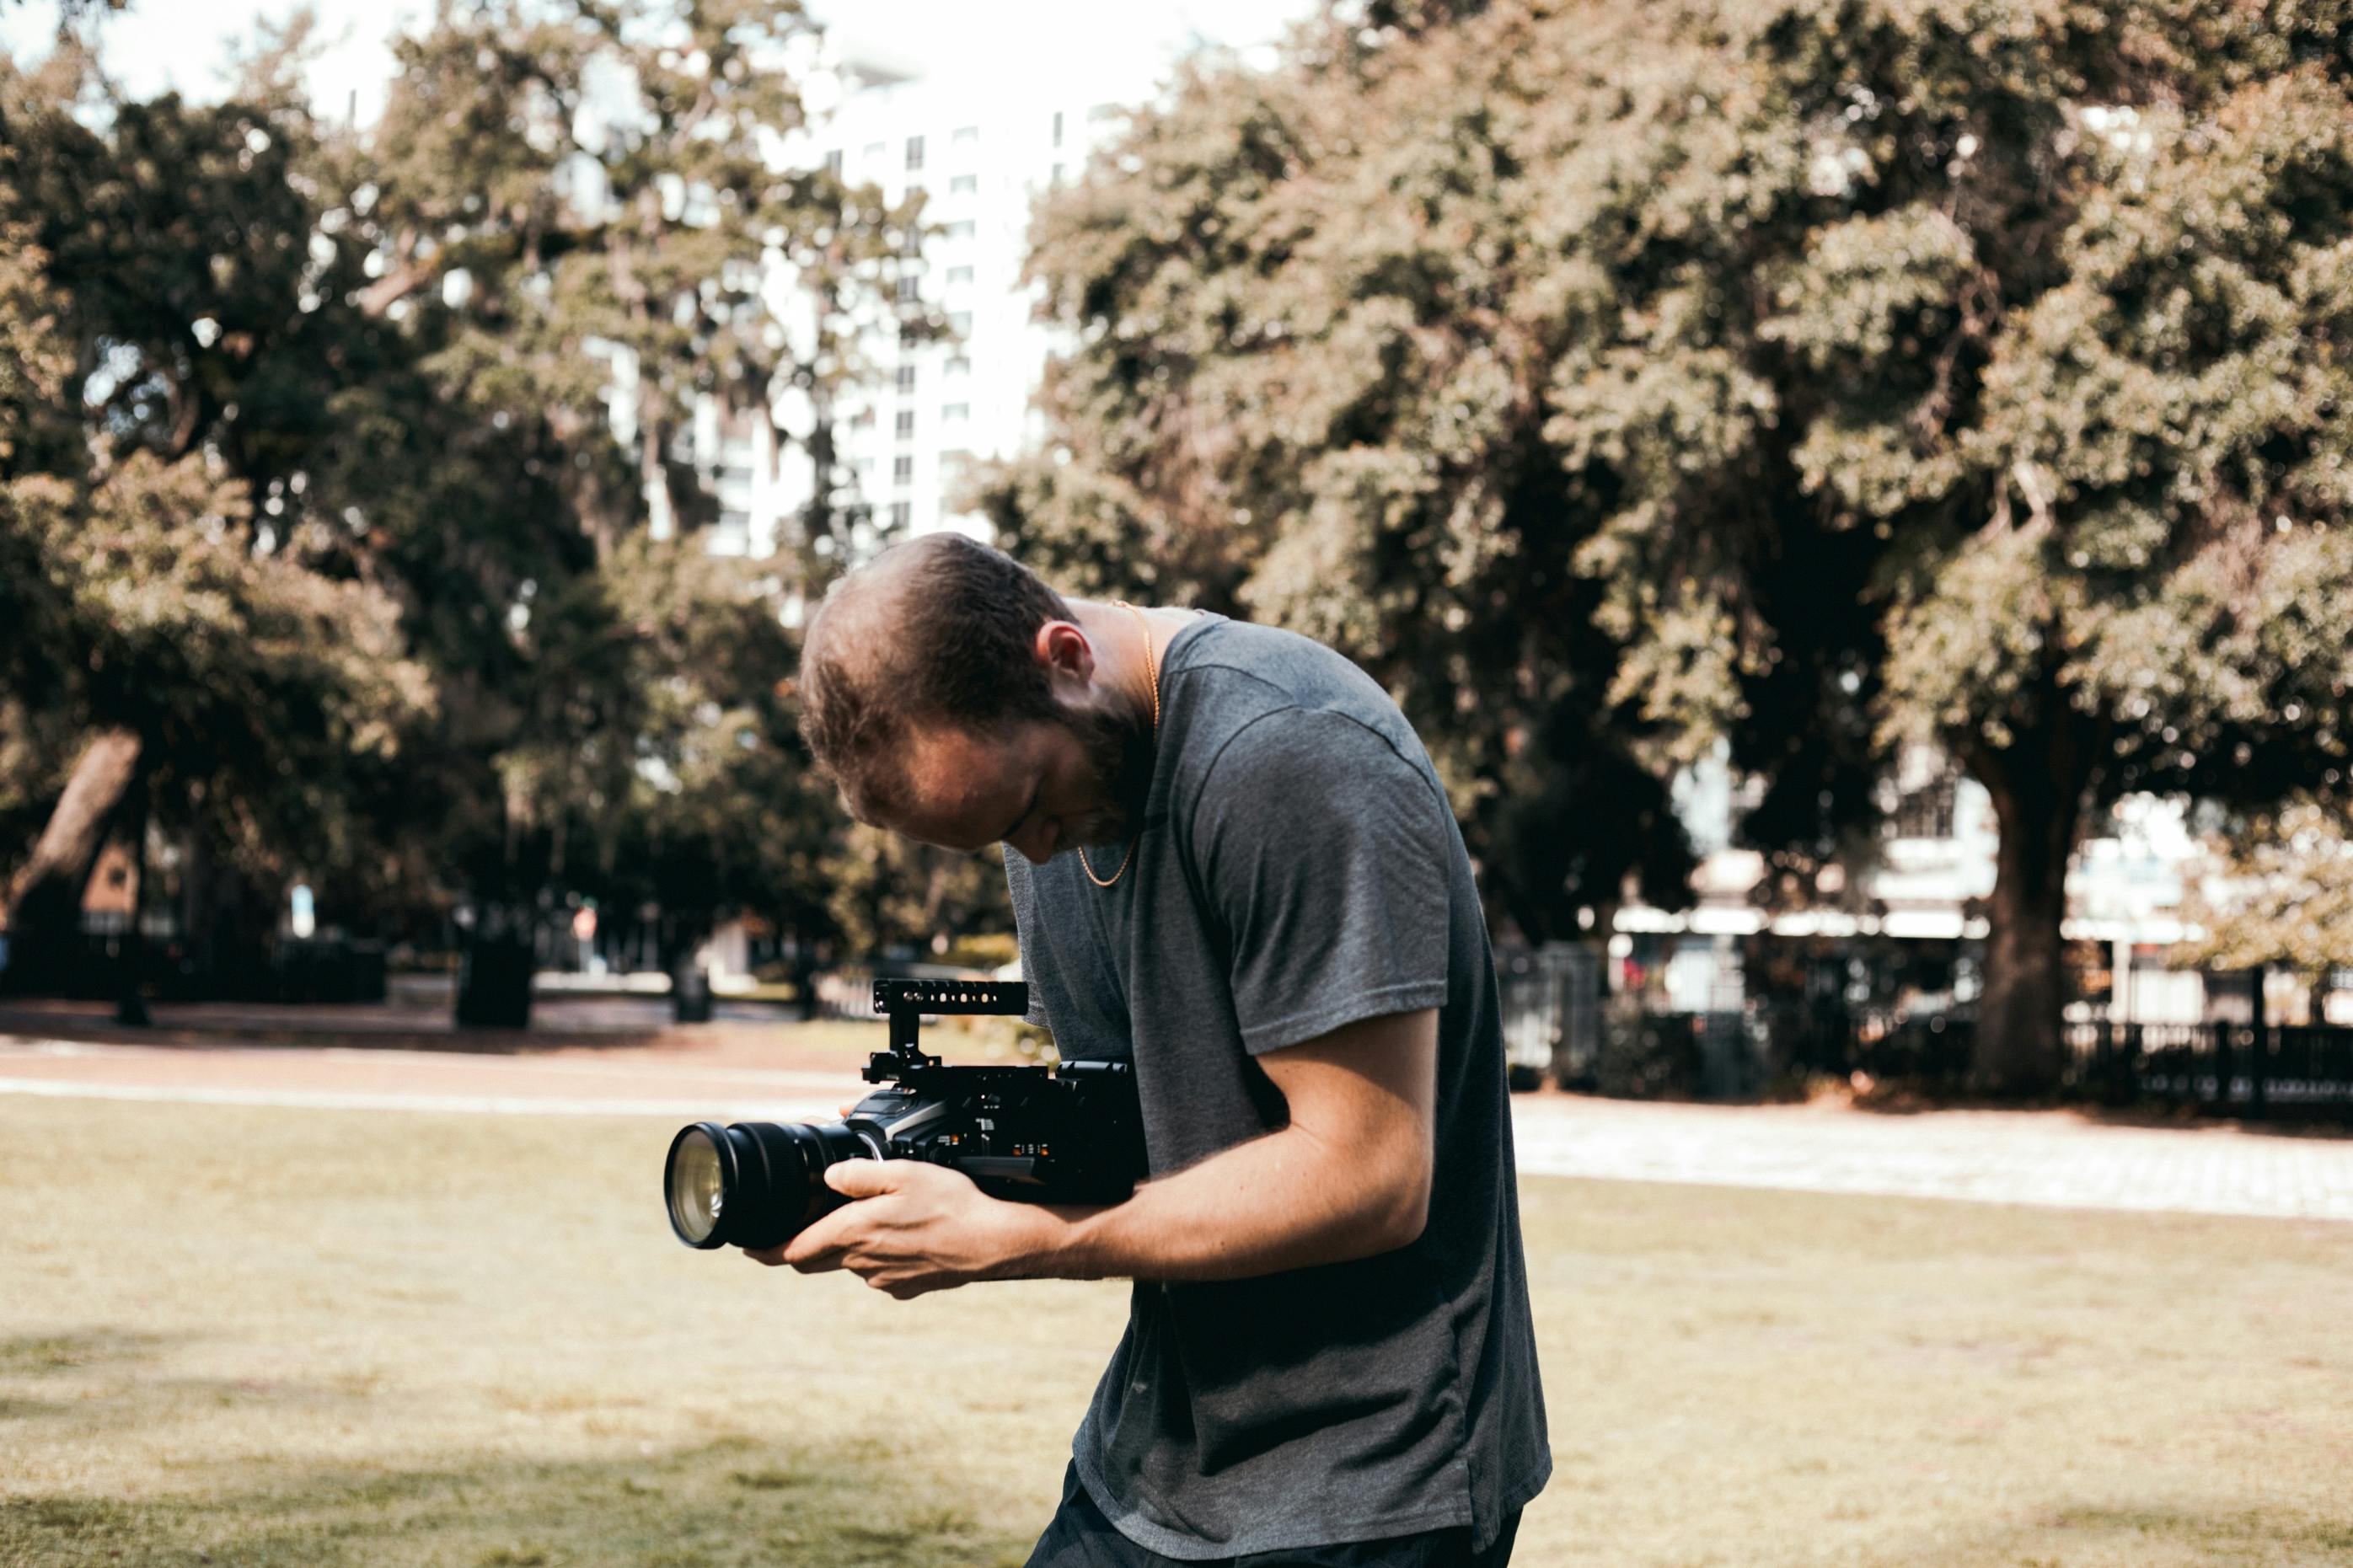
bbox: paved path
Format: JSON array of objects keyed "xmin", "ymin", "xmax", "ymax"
[
  {"xmin": 5, "ymin": 1035, "xmax": 2351, "ymax": 1223},
  {"xmin": 1505, "ymin": 1095, "xmax": 2353, "ymax": 1223},
  {"xmin": 0, "ymin": 1037, "xmax": 850, "ymax": 1121}
]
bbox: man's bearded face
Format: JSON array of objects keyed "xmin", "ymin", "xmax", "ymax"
[
  {"xmin": 1055, "ymin": 696, "xmax": 1155, "ymax": 849},
  {"xmin": 881, "ymin": 698, "xmax": 1157, "ymax": 866}
]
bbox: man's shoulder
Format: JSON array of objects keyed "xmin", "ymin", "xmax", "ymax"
[
  {"xmin": 1163, "ymin": 620, "xmax": 1434, "ymax": 811},
  {"xmin": 1166, "ymin": 619, "xmax": 1404, "ymax": 741},
  {"xmin": 1169, "ymin": 615, "xmax": 1364, "ymax": 688}
]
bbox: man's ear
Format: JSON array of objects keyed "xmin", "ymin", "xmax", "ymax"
[{"xmin": 1033, "ymin": 618, "xmax": 1095, "ymax": 686}]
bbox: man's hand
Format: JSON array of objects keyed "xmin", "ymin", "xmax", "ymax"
[{"xmin": 743, "ymin": 1160, "xmax": 1050, "ymax": 1299}]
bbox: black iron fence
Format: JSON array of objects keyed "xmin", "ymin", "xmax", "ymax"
[
  {"xmin": 1487, "ymin": 954, "xmax": 2353, "ymax": 1114},
  {"xmin": 2066, "ymin": 1018, "xmax": 2353, "ymax": 1111},
  {"xmin": 1770, "ymin": 1009, "xmax": 2353, "ymax": 1116},
  {"xmin": 1495, "ymin": 945, "xmax": 1601, "ymax": 1091}
]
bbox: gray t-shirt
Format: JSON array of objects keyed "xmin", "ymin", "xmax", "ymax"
[{"xmin": 1005, "ymin": 614, "xmax": 1550, "ymax": 1559}]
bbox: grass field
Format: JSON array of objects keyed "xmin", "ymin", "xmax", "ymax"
[{"xmin": 3, "ymin": 1096, "xmax": 2352, "ymax": 1567}]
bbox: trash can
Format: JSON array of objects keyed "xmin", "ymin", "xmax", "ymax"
[
  {"xmin": 673, "ymin": 964, "xmax": 714, "ymax": 1025},
  {"xmin": 456, "ymin": 937, "xmax": 534, "ymax": 1030}
]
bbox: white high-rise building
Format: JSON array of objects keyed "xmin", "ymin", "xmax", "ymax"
[
  {"xmin": 651, "ymin": 8, "xmax": 1322, "ymax": 568},
  {"xmin": 808, "ymin": 61, "xmax": 1135, "ymax": 546},
  {"xmin": 651, "ymin": 42, "xmax": 1182, "ymax": 566}
]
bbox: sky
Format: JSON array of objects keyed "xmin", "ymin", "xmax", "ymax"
[{"xmin": 0, "ymin": 0, "xmax": 1315, "ymax": 125}]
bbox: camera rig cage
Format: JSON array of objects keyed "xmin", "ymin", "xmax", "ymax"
[
  {"xmin": 854, "ymin": 977, "xmax": 1140, "ymax": 1191},
  {"xmin": 868, "ymin": 977, "xmax": 1032, "ymax": 1076}
]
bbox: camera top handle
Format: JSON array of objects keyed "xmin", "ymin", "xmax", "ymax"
[{"xmin": 866, "ymin": 978, "xmax": 1032, "ymax": 1082}]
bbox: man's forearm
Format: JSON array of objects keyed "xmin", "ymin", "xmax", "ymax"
[
  {"xmin": 765, "ymin": 1012, "xmax": 1439, "ymax": 1298},
  {"xmin": 1005, "ymin": 1121, "xmax": 1428, "ymax": 1284}
]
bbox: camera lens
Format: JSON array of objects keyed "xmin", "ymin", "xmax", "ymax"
[
  {"xmin": 666, "ymin": 1123, "xmax": 729, "ymax": 1246},
  {"xmin": 664, "ymin": 1120, "xmax": 860, "ymax": 1250}
]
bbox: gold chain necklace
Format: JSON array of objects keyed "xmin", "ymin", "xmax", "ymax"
[{"xmin": 1078, "ymin": 601, "xmax": 1158, "ymax": 890}]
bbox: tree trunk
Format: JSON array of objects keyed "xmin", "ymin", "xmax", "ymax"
[
  {"xmin": 180, "ymin": 823, "xmax": 215, "ymax": 987},
  {"xmin": 1966, "ymin": 701, "xmax": 2094, "ymax": 1094},
  {"xmin": 3, "ymin": 726, "xmax": 142, "ymax": 991},
  {"xmin": 115, "ymin": 773, "xmax": 151, "ymax": 1025}
]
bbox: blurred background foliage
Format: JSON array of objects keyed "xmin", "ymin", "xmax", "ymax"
[
  {"xmin": 984, "ymin": 0, "xmax": 2353, "ymax": 1087},
  {"xmin": 0, "ymin": 0, "xmax": 995, "ymax": 984},
  {"xmin": 2, "ymin": 0, "xmax": 2351, "ymax": 1084}
]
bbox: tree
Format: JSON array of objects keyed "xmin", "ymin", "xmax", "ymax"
[
  {"xmin": 359, "ymin": 0, "xmax": 927, "ymax": 559},
  {"xmin": 1, "ymin": 4, "xmax": 926, "ymax": 985},
  {"xmin": 988, "ymin": 0, "xmax": 2353, "ymax": 1089},
  {"xmin": 0, "ymin": 143, "xmax": 429, "ymax": 981},
  {"xmin": 2180, "ymin": 798, "xmax": 2353, "ymax": 977},
  {"xmin": 1577, "ymin": 0, "xmax": 2353, "ymax": 1088},
  {"xmin": 474, "ymin": 533, "xmax": 830, "ymax": 962},
  {"xmin": 818, "ymin": 823, "xmax": 1010, "ymax": 962},
  {"xmin": 0, "ymin": 35, "xmax": 467, "ymax": 979},
  {"xmin": 341, "ymin": 0, "xmax": 929, "ymax": 951},
  {"xmin": 980, "ymin": 19, "xmax": 1697, "ymax": 946},
  {"xmin": 0, "ymin": 190, "xmax": 95, "ymax": 941}
]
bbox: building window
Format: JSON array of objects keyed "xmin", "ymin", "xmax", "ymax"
[
  {"xmin": 950, "ymin": 174, "xmax": 978, "ymax": 195},
  {"xmin": 889, "ymin": 500, "xmax": 912, "ymax": 529},
  {"xmin": 905, "ymin": 135, "xmax": 925, "ymax": 171},
  {"xmin": 1050, "ymin": 162, "xmax": 1064, "ymax": 185},
  {"xmin": 952, "ymin": 125, "xmax": 979, "ymax": 145},
  {"xmin": 895, "ymin": 409, "xmax": 915, "ymax": 439},
  {"xmin": 892, "ymin": 454, "xmax": 914, "ymax": 485},
  {"xmin": 948, "ymin": 312, "xmax": 972, "ymax": 336},
  {"xmin": 863, "ymin": 141, "xmax": 886, "ymax": 160},
  {"xmin": 944, "ymin": 220, "xmax": 976, "ymax": 240},
  {"xmin": 941, "ymin": 402, "xmax": 970, "ymax": 423},
  {"xmin": 895, "ymin": 364, "xmax": 917, "ymax": 393},
  {"xmin": 945, "ymin": 355, "xmax": 972, "ymax": 377},
  {"xmin": 895, "ymin": 274, "xmax": 921, "ymax": 303},
  {"xmin": 1052, "ymin": 110, "xmax": 1063, "ymax": 148},
  {"xmin": 1892, "ymin": 774, "xmax": 1959, "ymax": 840},
  {"xmin": 946, "ymin": 265, "xmax": 974, "ymax": 286},
  {"xmin": 824, "ymin": 148, "xmax": 843, "ymax": 177}
]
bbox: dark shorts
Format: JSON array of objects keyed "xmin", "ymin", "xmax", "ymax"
[{"xmin": 1023, "ymin": 1464, "xmax": 1522, "ymax": 1568}]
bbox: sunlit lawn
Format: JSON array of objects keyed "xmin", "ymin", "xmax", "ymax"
[{"xmin": 3, "ymin": 1096, "xmax": 2352, "ymax": 1566}]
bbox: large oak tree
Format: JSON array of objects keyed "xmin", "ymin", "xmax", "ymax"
[{"xmin": 986, "ymin": 0, "xmax": 2353, "ymax": 1089}]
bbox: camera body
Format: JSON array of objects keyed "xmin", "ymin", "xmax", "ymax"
[{"xmin": 665, "ymin": 978, "xmax": 1143, "ymax": 1250}]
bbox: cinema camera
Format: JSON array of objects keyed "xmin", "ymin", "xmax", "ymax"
[{"xmin": 664, "ymin": 978, "xmax": 1144, "ymax": 1251}]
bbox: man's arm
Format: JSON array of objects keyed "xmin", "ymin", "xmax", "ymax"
[{"xmin": 755, "ymin": 1006, "xmax": 1438, "ymax": 1297}]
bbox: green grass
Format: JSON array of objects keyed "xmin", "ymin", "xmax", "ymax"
[{"xmin": 3, "ymin": 1099, "xmax": 2351, "ymax": 1566}]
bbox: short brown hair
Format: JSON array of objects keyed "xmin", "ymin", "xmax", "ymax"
[{"xmin": 798, "ymin": 533, "xmax": 1075, "ymax": 815}]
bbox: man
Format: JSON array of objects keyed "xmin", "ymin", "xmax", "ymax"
[{"xmin": 773, "ymin": 532, "xmax": 1548, "ymax": 1565}]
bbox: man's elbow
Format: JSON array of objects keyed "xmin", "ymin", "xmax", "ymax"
[{"xmin": 1368, "ymin": 1148, "xmax": 1434, "ymax": 1255}]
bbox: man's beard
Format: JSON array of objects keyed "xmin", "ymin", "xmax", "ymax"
[{"xmin": 1060, "ymin": 699, "xmax": 1155, "ymax": 849}]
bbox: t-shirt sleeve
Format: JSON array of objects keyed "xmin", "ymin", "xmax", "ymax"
[{"xmin": 1193, "ymin": 707, "xmax": 1454, "ymax": 1055}]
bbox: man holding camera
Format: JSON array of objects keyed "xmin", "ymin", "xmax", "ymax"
[{"xmin": 775, "ymin": 532, "xmax": 1548, "ymax": 1565}]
